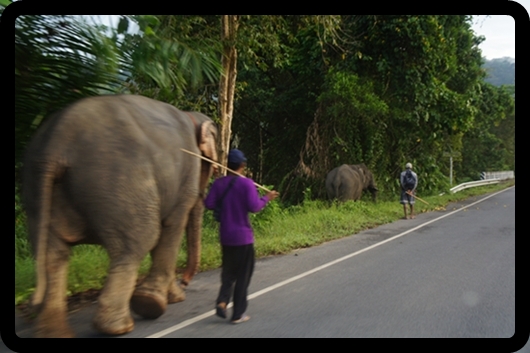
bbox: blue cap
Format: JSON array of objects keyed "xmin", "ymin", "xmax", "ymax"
[{"xmin": 228, "ymin": 149, "xmax": 247, "ymax": 165}]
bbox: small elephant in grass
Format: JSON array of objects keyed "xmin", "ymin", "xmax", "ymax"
[
  {"xmin": 21, "ymin": 94, "xmax": 218, "ymax": 338},
  {"xmin": 325, "ymin": 163, "xmax": 378, "ymax": 202}
]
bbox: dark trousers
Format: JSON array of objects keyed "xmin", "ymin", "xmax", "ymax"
[{"xmin": 216, "ymin": 243, "xmax": 255, "ymax": 321}]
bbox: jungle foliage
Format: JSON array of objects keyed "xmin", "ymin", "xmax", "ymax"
[{"xmin": 13, "ymin": 13, "xmax": 515, "ymax": 203}]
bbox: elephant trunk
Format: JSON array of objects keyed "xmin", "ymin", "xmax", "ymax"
[
  {"xmin": 369, "ymin": 186, "xmax": 378, "ymax": 202},
  {"xmin": 181, "ymin": 198, "xmax": 203, "ymax": 286},
  {"xmin": 180, "ymin": 160, "xmax": 213, "ymax": 286}
]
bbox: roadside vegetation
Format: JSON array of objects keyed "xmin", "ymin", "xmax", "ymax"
[{"xmin": 15, "ymin": 180, "xmax": 514, "ymax": 306}]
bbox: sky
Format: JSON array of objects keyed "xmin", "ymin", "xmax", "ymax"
[
  {"xmin": 88, "ymin": 5, "xmax": 527, "ymax": 62},
  {"xmin": 469, "ymin": 0, "xmax": 528, "ymax": 60},
  {"xmin": 471, "ymin": 14, "xmax": 515, "ymax": 60}
]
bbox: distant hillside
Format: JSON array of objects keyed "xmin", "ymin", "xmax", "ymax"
[{"xmin": 483, "ymin": 57, "xmax": 515, "ymax": 87}]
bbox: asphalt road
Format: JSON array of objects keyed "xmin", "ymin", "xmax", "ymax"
[{"xmin": 6, "ymin": 186, "xmax": 524, "ymax": 351}]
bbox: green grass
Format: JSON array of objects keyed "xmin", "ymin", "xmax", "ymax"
[
  {"xmin": 14, "ymin": 180, "xmax": 514, "ymax": 306},
  {"xmin": 15, "ymin": 257, "xmax": 35, "ymax": 306}
]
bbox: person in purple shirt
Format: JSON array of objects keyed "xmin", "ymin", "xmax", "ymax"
[{"xmin": 204, "ymin": 149, "xmax": 279, "ymax": 324}]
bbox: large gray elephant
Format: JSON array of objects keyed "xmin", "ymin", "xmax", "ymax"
[
  {"xmin": 325, "ymin": 163, "xmax": 378, "ymax": 202},
  {"xmin": 21, "ymin": 94, "xmax": 218, "ymax": 338}
]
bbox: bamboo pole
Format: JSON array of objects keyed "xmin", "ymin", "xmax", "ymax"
[
  {"xmin": 180, "ymin": 148, "xmax": 273, "ymax": 193},
  {"xmin": 406, "ymin": 191, "xmax": 429, "ymax": 205}
]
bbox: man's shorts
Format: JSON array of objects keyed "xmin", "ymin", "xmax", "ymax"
[{"xmin": 400, "ymin": 190, "xmax": 415, "ymax": 205}]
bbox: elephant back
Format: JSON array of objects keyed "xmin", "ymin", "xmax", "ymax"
[
  {"xmin": 325, "ymin": 163, "xmax": 376, "ymax": 202},
  {"xmin": 326, "ymin": 164, "xmax": 357, "ymax": 201}
]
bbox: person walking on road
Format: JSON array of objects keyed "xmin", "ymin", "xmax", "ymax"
[
  {"xmin": 400, "ymin": 162, "xmax": 418, "ymax": 219},
  {"xmin": 204, "ymin": 149, "xmax": 279, "ymax": 324}
]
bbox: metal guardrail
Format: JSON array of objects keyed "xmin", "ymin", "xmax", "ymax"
[
  {"xmin": 480, "ymin": 171, "xmax": 515, "ymax": 180},
  {"xmin": 450, "ymin": 170, "xmax": 515, "ymax": 193},
  {"xmin": 450, "ymin": 179, "xmax": 503, "ymax": 193}
]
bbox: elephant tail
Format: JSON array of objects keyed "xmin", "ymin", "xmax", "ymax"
[{"xmin": 22, "ymin": 153, "xmax": 62, "ymax": 310}]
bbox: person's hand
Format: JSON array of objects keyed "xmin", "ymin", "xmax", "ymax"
[{"xmin": 266, "ymin": 190, "xmax": 280, "ymax": 201}]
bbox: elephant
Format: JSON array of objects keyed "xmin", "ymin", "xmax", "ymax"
[
  {"xmin": 21, "ymin": 94, "xmax": 218, "ymax": 338},
  {"xmin": 325, "ymin": 163, "xmax": 378, "ymax": 202}
]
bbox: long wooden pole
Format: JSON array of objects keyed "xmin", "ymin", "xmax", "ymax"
[
  {"xmin": 406, "ymin": 191, "xmax": 429, "ymax": 205},
  {"xmin": 181, "ymin": 148, "xmax": 273, "ymax": 193}
]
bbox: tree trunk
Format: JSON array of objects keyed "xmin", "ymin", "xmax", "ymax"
[{"xmin": 218, "ymin": 15, "xmax": 239, "ymax": 176}]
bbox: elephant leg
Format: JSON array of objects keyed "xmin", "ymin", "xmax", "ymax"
[
  {"xmin": 167, "ymin": 279, "xmax": 186, "ymax": 304},
  {"xmin": 92, "ymin": 258, "xmax": 143, "ymax": 335},
  {"xmin": 131, "ymin": 206, "xmax": 190, "ymax": 319},
  {"xmin": 33, "ymin": 234, "xmax": 74, "ymax": 338},
  {"xmin": 92, "ymin": 215, "xmax": 160, "ymax": 335}
]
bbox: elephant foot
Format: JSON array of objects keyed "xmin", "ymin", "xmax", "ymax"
[
  {"xmin": 33, "ymin": 306, "xmax": 75, "ymax": 338},
  {"xmin": 34, "ymin": 320, "xmax": 76, "ymax": 338},
  {"xmin": 130, "ymin": 289, "xmax": 167, "ymax": 319},
  {"xmin": 29, "ymin": 298, "xmax": 44, "ymax": 316},
  {"xmin": 168, "ymin": 280, "xmax": 186, "ymax": 304},
  {"xmin": 92, "ymin": 309, "xmax": 135, "ymax": 336}
]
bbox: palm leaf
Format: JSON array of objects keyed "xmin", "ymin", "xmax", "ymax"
[{"xmin": 15, "ymin": 15, "xmax": 124, "ymax": 166}]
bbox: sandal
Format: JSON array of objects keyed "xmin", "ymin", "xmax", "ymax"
[
  {"xmin": 216, "ymin": 303, "xmax": 227, "ymax": 319},
  {"xmin": 231, "ymin": 314, "xmax": 250, "ymax": 324}
]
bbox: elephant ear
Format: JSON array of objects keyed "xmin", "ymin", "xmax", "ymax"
[{"xmin": 199, "ymin": 120, "xmax": 218, "ymax": 162}]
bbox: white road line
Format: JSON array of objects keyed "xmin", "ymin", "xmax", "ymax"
[{"xmin": 146, "ymin": 187, "xmax": 513, "ymax": 338}]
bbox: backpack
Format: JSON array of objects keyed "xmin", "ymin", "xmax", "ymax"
[
  {"xmin": 403, "ymin": 169, "xmax": 416, "ymax": 190},
  {"xmin": 213, "ymin": 176, "xmax": 237, "ymax": 222}
]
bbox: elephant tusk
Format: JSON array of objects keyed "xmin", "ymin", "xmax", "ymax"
[{"xmin": 180, "ymin": 148, "xmax": 273, "ymax": 193}]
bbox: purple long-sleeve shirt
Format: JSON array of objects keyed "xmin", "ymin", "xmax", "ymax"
[{"xmin": 204, "ymin": 175, "xmax": 270, "ymax": 246}]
